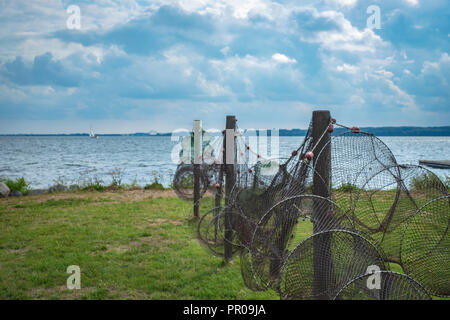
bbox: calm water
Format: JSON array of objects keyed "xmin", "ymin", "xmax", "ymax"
[{"xmin": 0, "ymin": 136, "xmax": 449, "ymax": 189}]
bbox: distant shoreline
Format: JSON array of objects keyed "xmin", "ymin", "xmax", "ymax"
[{"xmin": 1, "ymin": 126, "xmax": 450, "ymax": 137}]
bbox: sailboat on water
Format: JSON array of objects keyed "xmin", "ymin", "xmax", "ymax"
[{"xmin": 89, "ymin": 126, "xmax": 98, "ymax": 139}]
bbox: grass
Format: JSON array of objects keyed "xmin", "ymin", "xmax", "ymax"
[
  {"xmin": 0, "ymin": 188, "xmax": 447, "ymax": 300},
  {"xmin": 0, "ymin": 190, "xmax": 278, "ymax": 300}
]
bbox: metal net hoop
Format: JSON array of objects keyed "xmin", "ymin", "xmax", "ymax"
[
  {"xmin": 333, "ymin": 270, "xmax": 432, "ymax": 300},
  {"xmin": 279, "ymin": 229, "xmax": 388, "ymax": 300},
  {"xmin": 400, "ymin": 195, "xmax": 450, "ymax": 297},
  {"xmin": 248, "ymin": 195, "xmax": 358, "ymax": 291}
]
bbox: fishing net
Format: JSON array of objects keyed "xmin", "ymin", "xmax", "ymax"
[
  {"xmin": 173, "ymin": 163, "xmax": 209, "ymax": 201},
  {"xmin": 401, "ymin": 195, "xmax": 450, "ymax": 297},
  {"xmin": 349, "ymin": 164, "xmax": 449, "ymax": 265},
  {"xmin": 279, "ymin": 229, "xmax": 388, "ymax": 300},
  {"xmin": 182, "ymin": 116, "xmax": 449, "ymax": 300},
  {"xmin": 230, "ymin": 122, "xmax": 316, "ymax": 247},
  {"xmin": 249, "ymin": 195, "xmax": 355, "ymax": 291},
  {"xmin": 333, "ymin": 271, "xmax": 431, "ymax": 300},
  {"xmin": 314, "ymin": 130, "xmax": 398, "ymax": 214},
  {"xmin": 173, "ymin": 128, "xmax": 225, "ymax": 201},
  {"xmin": 239, "ymin": 248, "xmax": 267, "ymax": 292},
  {"xmin": 197, "ymin": 205, "xmax": 241, "ymax": 257}
]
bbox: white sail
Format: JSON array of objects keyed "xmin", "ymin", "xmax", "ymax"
[{"xmin": 89, "ymin": 126, "xmax": 97, "ymax": 139}]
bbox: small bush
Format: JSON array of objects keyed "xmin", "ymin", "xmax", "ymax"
[
  {"xmin": 0, "ymin": 177, "xmax": 30, "ymax": 195},
  {"xmin": 145, "ymin": 171, "xmax": 166, "ymax": 190},
  {"xmin": 178, "ymin": 174, "xmax": 194, "ymax": 189},
  {"xmin": 82, "ymin": 177, "xmax": 105, "ymax": 192},
  {"xmin": 144, "ymin": 181, "xmax": 165, "ymax": 190},
  {"xmin": 444, "ymin": 175, "xmax": 450, "ymax": 190},
  {"xmin": 336, "ymin": 183, "xmax": 358, "ymax": 193},
  {"xmin": 108, "ymin": 168, "xmax": 123, "ymax": 188},
  {"xmin": 410, "ymin": 173, "xmax": 444, "ymax": 192}
]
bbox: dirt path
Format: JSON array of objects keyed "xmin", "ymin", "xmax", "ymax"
[{"xmin": 0, "ymin": 189, "xmax": 179, "ymax": 205}]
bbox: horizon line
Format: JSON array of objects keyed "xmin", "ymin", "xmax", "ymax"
[{"xmin": 1, "ymin": 125, "xmax": 450, "ymax": 136}]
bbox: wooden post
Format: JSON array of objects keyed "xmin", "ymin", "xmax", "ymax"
[
  {"xmin": 224, "ymin": 115, "xmax": 236, "ymax": 262},
  {"xmin": 312, "ymin": 110, "xmax": 332, "ymax": 299},
  {"xmin": 193, "ymin": 120, "xmax": 202, "ymax": 218}
]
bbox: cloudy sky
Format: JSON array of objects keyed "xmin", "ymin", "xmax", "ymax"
[{"xmin": 0, "ymin": 0, "xmax": 449, "ymax": 133}]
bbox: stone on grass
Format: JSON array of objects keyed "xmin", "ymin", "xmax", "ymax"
[{"xmin": 49, "ymin": 184, "xmax": 67, "ymax": 193}]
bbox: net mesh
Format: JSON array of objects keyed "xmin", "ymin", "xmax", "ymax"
[
  {"xmin": 401, "ymin": 195, "xmax": 450, "ymax": 297},
  {"xmin": 333, "ymin": 271, "xmax": 432, "ymax": 300},
  {"xmin": 280, "ymin": 229, "xmax": 388, "ymax": 300},
  {"xmin": 174, "ymin": 117, "xmax": 449, "ymax": 300}
]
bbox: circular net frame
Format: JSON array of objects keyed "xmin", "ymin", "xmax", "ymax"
[
  {"xmin": 401, "ymin": 195, "xmax": 450, "ymax": 297},
  {"xmin": 248, "ymin": 195, "xmax": 355, "ymax": 291},
  {"xmin": 279, "ymin": 229, "xmax": 388, "ymax": 300},
  {"xmin": 185, "ymin": 119, "xmax": 449, "ymax": 300},
  {"xmin": 173, "ymin": 164, "xmax": 209, "ymax": 201},
  {"xmin": 314, "ymin": 130, "xmax": 398, "ymax": 214},
  {"xmin": 349, "ymin": 164, "xmax": 449, "ymax": 266},
  {"xmin": 197, "ymin": 205, "xmax": 240, "ymax": 257},
  {"xmin": 333, "ymin": 271, "xmax": 431, "ymax": 300}
]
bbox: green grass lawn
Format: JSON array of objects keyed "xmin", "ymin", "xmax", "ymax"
[
  {"xmin": 0, "ymin": 190, "xmax": 278, "ymax": 300},
  {"xmin": 0, "ymin": 189, "xmax": 447, "ymax": 300}
]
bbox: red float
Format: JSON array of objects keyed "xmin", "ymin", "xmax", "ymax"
[
  {"xmin": 328, "ymin": 124, "xmax": 334, "ymax": 133},
  {"xmin": 351, "ymin": 126, "xmax": 360, "ymax": 133},
  {"xmin": 305, "ymin": 151, "xmax": 314, "ymax": 161}
]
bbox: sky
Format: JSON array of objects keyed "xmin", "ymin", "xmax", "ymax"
[{"xmin": 0, "ymin": 0, "xmax": 449, "ymax": 133}]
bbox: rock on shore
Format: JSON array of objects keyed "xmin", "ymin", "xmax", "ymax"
[
  {"xmin": 0, "ymin": 182, "xmax": 10, "ymax": 197},
  {"xmin": 9, "ymin": 190, "xmax": 23, "ymax": 197},
  {"xmin": 28, "ymin": 189, "xmax": 48, "ymax": 196},
  {"xmin": 49, "ymin": 184, "xmax": 68, "ymax": 193}
]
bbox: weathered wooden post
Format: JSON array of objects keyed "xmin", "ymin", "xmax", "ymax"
[
  {"xmin": 311, "ymin": 110, "xmax": 332, "ymax": 299},
  {"xmin": 224, "ymin": 115, "xmax": 236, "ymax": 262},
  {"xmin": 193, "ymin": 120, "xmax": 202, "ymax": 218}
]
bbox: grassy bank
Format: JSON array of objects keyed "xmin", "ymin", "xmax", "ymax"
[
  {"xmin": 0, "ymin": 190, "xmax": 277, "ymax": 300},
  {"xmin": 0, "ymin": 188, "xmax": 447, "ymax": 299}
]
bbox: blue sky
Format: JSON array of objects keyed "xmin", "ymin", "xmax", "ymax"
[{"xmin": 0, "ymin": 0, "xmax": 449, "ymax": 133}]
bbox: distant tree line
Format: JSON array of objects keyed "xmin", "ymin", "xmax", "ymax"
[{"xmin": 2, "ymin": 126, "xmax": 450, "ymax": 137}]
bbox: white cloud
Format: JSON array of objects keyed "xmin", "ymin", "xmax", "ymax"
[
  {"xmin": 386, "ymin": 79, "xmax": 418, "ymax": 112},
  {"xmin": 326, "ymin": 0, "xmax": 358, "ymax": 8},
  {"xmin": 299, "ymin": 9, "xmax": 386, "ymax": 52},
  {"xmin": 349, "ymin": 95, "xmax": 365, "ymax": 104},
  {"xmin": 375, "ymin": 69, "xmax": 394, "ymax": 78},
  {"xmin": 421, "ymin": 53, "xmax": 450, "ymax": 74},
  {"xmin": 196, "ymin": 72, "xmax": 230, "ymax": 97},
  {"xmin": 271, "ymin": 53, "xmax": 296, "ymax": 64},
  {"xmin": 404, "ymin": 0, "xmax": 419, "ymax": 7},
  {"xmin": 220, "ymin": 46, "xmax": 230, "ymax": 56},
  {"xmin": 336, "ymin": 63, "xmax": 359, "ymax": 74},
  {"xmin": 176, "ymin": 0, "xmax": 283, "ymax": 20}
]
